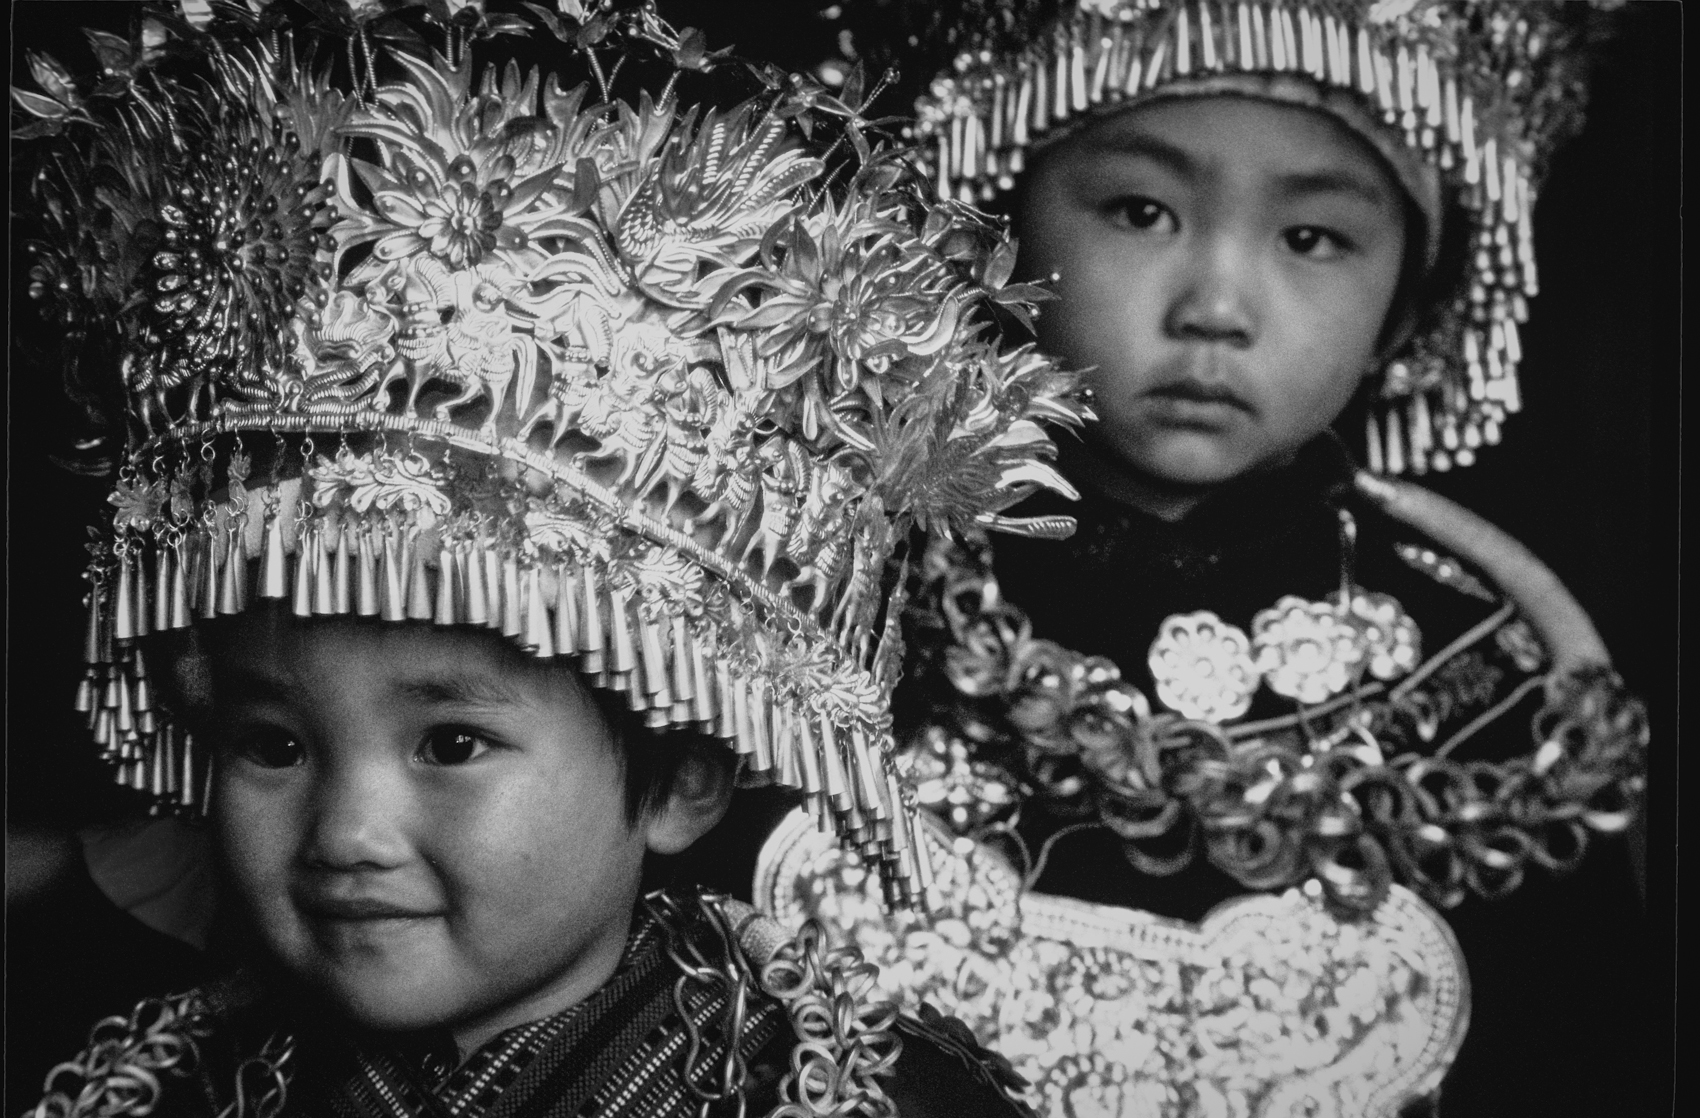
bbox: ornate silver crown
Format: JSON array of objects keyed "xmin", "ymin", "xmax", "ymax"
[{"xmin": 16, "ymin": 0, "xmax": 1089, "ymax": 906}]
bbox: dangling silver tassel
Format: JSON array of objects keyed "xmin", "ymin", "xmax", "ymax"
[
  {"xmin": 294, "ymin": 524, "xmax": 317, "ymax": 618},
  {"xmin": 1199, "ymin": 0, "xmax": 1219, "ymax": 72},
  {"xmin": 356, "ymin": 523, "xmax": 379, "ymax": 616},
  {"xmin": 82, "ymin": 584, "xmax": 104, "ymax": 671},
  {"xmin": 161, "ymin": 726, "xmax": 180, "ymax": 799},
  {"xmin": 626, "ymin": 663, "xmax": 650, "ymax": 712},
  {"xmin": 132, "ymin": 651, "xmax": 153, "ymax": 715},
  {"xmin": 606, "ymin": 586, "xmax": 636, "ymax": 675},
  {"xmin": 182, "ymin": 530, "xmax": 204, "ymax": 617},
  {"xmin": 199, "ymin": 529, "xmax": 223, "ymax": 620},
  {"xmin": 639, "ymin": 614, "xmax": 668, "ymax": 698},
  {"xmin": 215, "ymin": 530, "xmax": 241, "ymax": 615},
  {"xmin": 1365, "ymin": 412, "xmax": 1386, "ymax": 475},
  {"xmin": 170, "ymin": 541, "xmax": 192, "ymax": 629},
  {"xmin": 179, "ymin": 731, "xmax": 199, "ymax": 811},
  {"xmin": 748, "ymin": 687, "xmax": 774, "ymax": 774},
  {"xmin": 817, "ymin": 715, "xmax": 852, "ymax": 816},
  {"xmin": 899, "ymin": 775, "xmax": 934, "ymax": 901},
  {"xmin": 774, "ymin": 705, "xmax": 801, "ymax": 790},
  {"xmin": 795, "ymin": 712, "xmax": 823, "ymax": 796},
  {"xmin": 233, "ymin": 523, "xmax": 251, "ymax": 612},
  {"xmin": 132, "ymin": 550, "xmax": 152, "ymax": 640},
  {"xmin": 500, "ymin": 553, "xmax": 522, "ymax": 637},
  {"xmin": 669, "ymin": 615, "xmax": 695, "ymax": 707},
  {"xmin": 553, "ymin": 563, "xmax": 579, "ymax": 654},
  {"xmin": 261, "ymin": 510, "xmax": 288, "ymax": 600},
  {"xmin": 715, "ymin": 662, "xmax": 737, "ymax": 741},
  {"xmin": 74, "ymin": 672, "xmax": 98, "ymax": 714},
  {"xmin": 407, "ymin": 532, "xmax": 434, "ymax": 621},
  {"xmin": 147, "ymin": 733, "xmax": 166, "ymax": 801},
  {"xmin": 329, "ymin": 521, "xmax": 350, "ymax": 614},
  {"xmin": 483, "ymin": 542, "xmax": 504, "ymax": 631},
  {"xmin": 578, "ymin": 564, "xmax": 605, "ymax": 671},
  {"xmin": 114, "ymin": 553, "xmax": 136, "ymax": 642},
  {"xmin": 691, "ymin": 630, "xmax": 716, "ymax": 727},
  {"xmin": 380, "ymin": 526, "xmax": 406, "ymax": 622},
  {"xmin": 523, "ymin": 566, "xmax": 554, "ymax": 657},
  {"xmin": 115, "ymin": 673, "xmax": 136, "ymax": 736},
  {"xmin": 851, "ymin": 727, "xmax": 891, "ymax": 822},
  {"xmin": 1175, "ymin": 3, "xmax": 1192, "ymax": 76},
  {"xmin": 1144, "ymin": 34, "xmax": 1169, "ymax": 91},
  {"xmin": 464, "ymin": 540, "xmax": 490, "ymax": 625},
  {"xmin": 1460, "ymin": 98, "xmax": 1480, "ymax": 184},
  {"xmin": 732, "ymin": 675, "xmax": 755, "ymax": 760},
  {"xmin": 1279, "ymin": 4, "xmax": 1300, "ymax": 76},
  {"xmin": 154, "ymin": 545, "xmax": 174, "ymax": 632},
  {"xmin": 217, "ymin": 524, "xmax": 245, "ymax": 615},
  {"xmin": 436, "ymin": 544, "xmax": 460, "ymax": 625},
  {"xmin": 1385, "ymin": 402, "xmax": 1407, "ymax": 475},
  {"xmin": 93, "ymin": 707, "xmax": 116, "ymax": 752}
]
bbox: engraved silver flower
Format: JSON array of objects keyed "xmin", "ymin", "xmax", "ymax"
[
  {"xmin": 1333, "ymin": 589, "xmax": 1423, "ymax": 681},
  {"xmin": 1148, "ymin": 611, "xmax": 1260, "ymax": 723},
  {"xmin": 1252, "ymin": 596, "xmax": 1365, "ymax": 705}
]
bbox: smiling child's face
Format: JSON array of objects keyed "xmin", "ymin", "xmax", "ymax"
[
  {"xmin": 1016, "ymin": 95, "xmax": 1409, "ymax": 508},
  {"xmin": 196, "ymin": 611, "xmax": 720, "ymax": 1051}
]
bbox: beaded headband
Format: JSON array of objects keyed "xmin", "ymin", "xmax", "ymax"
[
  {"xmin": 14, "ymin": 0, "xmax": 1089, "ymax": 907},
  {"xmin": 826, "ymin": 0, "xmax": 1617, "ymax": 474}
]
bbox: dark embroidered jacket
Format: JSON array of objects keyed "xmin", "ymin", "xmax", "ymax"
[{"xmin": 893, "ymin": 436, "xmax": 1651, "ymax": 1117}]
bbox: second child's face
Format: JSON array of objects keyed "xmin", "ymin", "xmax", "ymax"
[
  {"xmin": 1016, "ymin": 96, "xmax": 1408, "ymax": 492},
  {"xmin": 198, "ymin": 613, "xmax": 657, "ymax": 1049}
]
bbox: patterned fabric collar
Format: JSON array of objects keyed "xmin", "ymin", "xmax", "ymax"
[{"xmin": 284, "ymin": 902, "xmax": 785, "ymax": 1118}]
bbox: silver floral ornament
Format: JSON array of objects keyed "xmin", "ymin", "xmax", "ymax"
[
  {"xmin": 1333, "ymin": 589, "xmax": 1423, "ymax": 682},
  {"xmin": 1148, "ymin": 611, "xmax": 1260, "ymax": 723},
  {"xmin": 1252, "ymin": 597, "xmax": 1365, "ymax": 705}
]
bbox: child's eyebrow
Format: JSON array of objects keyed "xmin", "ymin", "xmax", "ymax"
[
  {"xmin": 213, "ymin": 670, "xmax": 301, "ymax": 706},
  {"xmin": 394, "ymin": 674, "xmax": 530, "ymax": 708},
  {"xmin": 1090, "ymin": 132, "xmax": 1196, "ymax": 178},
  {"xmin": 1089, "ymin": 132, "xmax": 1390, "ymax": 209},
  {"xmin": 1271, "ymin": 169, "xmax": 1390, "ymax": 208}
]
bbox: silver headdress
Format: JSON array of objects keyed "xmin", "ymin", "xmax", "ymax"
[{"xmin": 14, "ymin": 0, "xmax": 1090, "ymax": 907}]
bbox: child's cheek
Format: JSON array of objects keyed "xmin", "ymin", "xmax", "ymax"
[{"xmin": 212, "ymin": 776, "xmax": 309, "ymax": 944}]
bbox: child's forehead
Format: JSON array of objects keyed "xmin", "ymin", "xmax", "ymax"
[
  {"xmin": 200, "ymin": 611, "xmax": 581, "ymax": 702},
  {"xmin": 1059, "ymin": 95, "xmax": 1401, "ymax": 191}
]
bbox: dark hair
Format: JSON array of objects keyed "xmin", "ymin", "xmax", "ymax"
[{"xmin": 588, "ymin": 688, "xmax": 734, "ymax": 825}]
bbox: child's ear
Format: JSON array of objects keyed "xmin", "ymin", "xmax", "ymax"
[{"xmin": 642, "ymin": 744, "xmax": 734, "ymax": 856}]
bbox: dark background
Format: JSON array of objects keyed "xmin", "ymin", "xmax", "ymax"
[{"xmin": 6, "ymin": 0, "xmax": 1682, "ymax": 1112}]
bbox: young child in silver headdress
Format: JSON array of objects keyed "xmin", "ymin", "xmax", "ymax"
[
  {"xmin": 10, "ymin": 2, "xmax": 1098, "ymax": 1116},
  {"xmin": 751, "ymin": 2, "xmax": 1652, "ymax": 1115}
]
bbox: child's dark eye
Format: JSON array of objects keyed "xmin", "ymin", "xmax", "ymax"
[
  {"xmin": 1283, "ymin": 226, "xmax": 1351, "ymax": 259},
  {"xmin": 1112, "ymin": 197, "xmax": 1177, "ymax": 233},
  {"xmin": 231, "ymin": 729, "xmax": 306, "ymax": 769},
  {"xmin": 417, "ymin": 728, "xmax": 496, "ymax": 766}
]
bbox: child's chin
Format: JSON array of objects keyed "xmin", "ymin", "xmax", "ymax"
[
  {"xmin": 1122, "ymin": 435, "xmax": 1260, "ymax": 491},
  {"xmin": 312, "ymin": 968, "xmax": 475, "ymax": 1034}
]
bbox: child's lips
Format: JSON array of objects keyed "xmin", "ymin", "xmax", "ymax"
[
  {"xmin": 1143, "ymin": 379, "xmax": 1254, "ymax": 423},
  {"xmin": 297, "ymin": 894, "xmax": 444, "ymax": 921}
]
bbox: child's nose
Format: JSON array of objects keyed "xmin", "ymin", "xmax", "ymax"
[
  {"xmin": 1163, "ymin": 243, "xmax": 1258, "ymax": 346},
  {"xmin": 301, "ymin": 760, "xmax": 413, "ymax": 871}
]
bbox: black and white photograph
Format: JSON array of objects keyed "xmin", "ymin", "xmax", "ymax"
[{"xmin": 6, "ymin": 3, "xmax": 1680, "ymax": 1116}]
